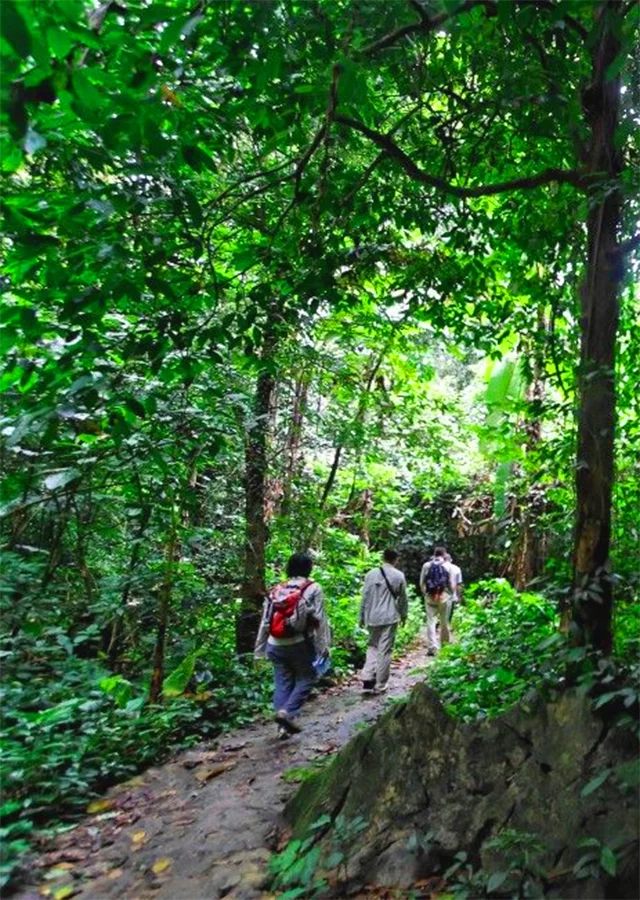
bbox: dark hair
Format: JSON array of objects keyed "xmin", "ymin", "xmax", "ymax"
[
  {"xmin": 286, "ymin": 552, "xmax": 313, "ymax": 578},
  {"xmin": 383, "ymin": 548, "xmax": 398, "ymax": 563},
  {"xmin": 433, "ymin": 546, "xmax": 447, "ymax": 558}
]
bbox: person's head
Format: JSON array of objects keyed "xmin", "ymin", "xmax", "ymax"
[
  {"xmin": 383, "ymin": 548, "xmax": 399, "ymax": 565},
  {"xmin": 433, "ymin": 546, "xmax": 447, "ymax": 559},
  {"xmin": 286, "ymin": 551, "xmax": 313, "ymax": 578}
]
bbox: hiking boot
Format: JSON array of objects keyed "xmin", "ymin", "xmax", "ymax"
[
  {"xmin": 361, "ymin": 679, "xmax": 375, "ymax": 694},
  {"xmin": 275, "ymin": 710, "xmax": 301, "ymax": 734},
  {"xmin": 276, "ymin": 725, "xmax": 290, "ymax": 740},
  {"xmin": 374, "ymin": 682, "xmax": 389, "ymax": 694}
]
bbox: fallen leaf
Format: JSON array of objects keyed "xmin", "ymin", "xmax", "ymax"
[
  {"xmin": 194, "ymin": 761, "xmax": 235, "ymax": 783},
  {"xmin": 53, "ymin": 886, "xmax": 77, "ymax": 900},
  {"xmin": 222, "ymin": 741, "xmax": 248, "ymax": 752},
  {"xmin": 44, "ymin": 868, "xmax": 74, "ymax": 881},
  {"xmin": 131, "ymin": 830, "xmax": 147, "ymax": 845},
  {"xmin": 170, "ymin": 817, "xmax": 195, "ymax": 827},
  {"xmin": 108, "ymin": 868, "xmax": 124, "ymax": 880},
  {"xmin": 87, "ymin": 799, "xmax": 114, "ymax": 814},
  {"xmin": 151, "ymin": 858, "xmax": 172, "ymax": 875}
]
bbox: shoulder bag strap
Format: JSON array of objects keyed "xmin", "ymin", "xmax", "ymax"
[{"xmin": 379, "ymin": 566, "xmax": 398, "ymax": 600}]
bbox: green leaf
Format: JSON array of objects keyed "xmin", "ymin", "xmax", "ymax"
[
  {"xmin": 581, "ymin": 769, "xmax": 610, "ymax": 797},
  {"xmin": 46, "ymin": 26, "xmax": 74, "ymax": 59},
  {"xmin": 163, "ymin": 650, "xmax": 203, "ymax": 698},
  {"xmin": 1, "ymin": 1, "xmax": 32, "ymax": 57},
  {"xmin": 599, "ymin": 845, "xmax": 616, "ymax": 877},
  {"xmin": 487, "ymin": 870, "xmax": 509, "ymax": 892},
  {"xmin": 43, "ymin": 469, "xmax": 81, "ymax": 492},
  {"xmin": 72, "ymin": 70, "xmax": 103, "ymax": 109}
]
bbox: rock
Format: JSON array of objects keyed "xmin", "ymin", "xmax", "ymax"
[{"xmin": 285, "ymin": 685, "xmax": 639, "ymax": 898}]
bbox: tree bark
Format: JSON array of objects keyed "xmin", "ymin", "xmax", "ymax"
[
  {"xmin": 281, "ymin": 377, "xmax": 308, "ymax": 514},
  {"xmin": 236, "ymin": 363, "xmax": 277, "ymax": 654},
  {"xmin": 106, "ymin": 503, "xmax": 151, "ymax": 670},
  {"xmin": 571, "ymin": 2, "xmax": 623, "ymax": 653},
  {"xmin": 149, "ymin": 522, "xmax": 178, "ymax": 704}
]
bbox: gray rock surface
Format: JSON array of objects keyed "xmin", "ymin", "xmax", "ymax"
[{"xmin": 285, "ymin": 683, "xmax": 639, "ymax": 897}]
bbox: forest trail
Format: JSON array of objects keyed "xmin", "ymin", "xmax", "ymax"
[{"xmin": 20, "ymin": 638, "xmax": 432, "ymax": 900}]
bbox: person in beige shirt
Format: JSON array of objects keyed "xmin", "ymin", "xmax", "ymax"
[{"xmin": 359, "ymin": 548, "xmax": 408, "ymax": 694}]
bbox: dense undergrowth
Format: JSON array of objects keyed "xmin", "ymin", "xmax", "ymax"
[
  {"xmin": 428, "ymin": 578, "xmax": 640, "ymax": 723},
  {"xmin": 0, "ymin": 536, "xmax": 426, "ymax": 889},
  {"xmin": 4, "ymin": 569, "xmax": 638, "ymax": 891}
]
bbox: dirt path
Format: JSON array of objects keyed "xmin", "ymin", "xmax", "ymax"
[{"xmin": 20, "ymin": 639, "xmax": 431, "ymax": 900}]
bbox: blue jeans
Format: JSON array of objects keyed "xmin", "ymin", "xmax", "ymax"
[{"xmin": 266, "ymin": 641, "xmax": 317, "ymax": 719}]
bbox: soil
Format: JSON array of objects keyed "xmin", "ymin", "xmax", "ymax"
[{"xmin": 18, "ymin": 638, "xmax": 432, "ymax": 900}]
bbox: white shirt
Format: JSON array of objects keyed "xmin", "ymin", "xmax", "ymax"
[{"xmin": 448, "ymin": 563, "xmax": 463, "ymax": 599}]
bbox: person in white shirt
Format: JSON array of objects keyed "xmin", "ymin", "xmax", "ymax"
[
  {"xmin": 359, "ymin": 549, "xmax": 408, "ymax": 694},
  {"xmin": 420, "ymin": 546, "xmax": 455, "ymax": 656},
  {"xmin": 445, "ymin": 552, "xmax": 463, "ymax": 623}
]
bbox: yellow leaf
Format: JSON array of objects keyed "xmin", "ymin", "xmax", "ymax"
[
  {"xmin": 53, "ymin": 886, "xmax": 77, "ymax": 900},
  {"xmin": 151, "ymin": 858, "xmax": 173, "ymax": 875},
  {"xmin": 39, "ymin": 889, "xmax": 51, "ymax": 898},
  {"xmin": 131, "ymin": 830, "xmax": 147, "ymax": 844},
  {"xmin": 194, "ymin": 761, "xmax": 235, "ymax": 783},
  {"xmin": 107, "ymin": 868, "xmax": 124, "ymax": 880},
  {"xmin": 87, "ymin": 798, "xmax": 114, "ymax": 814}
]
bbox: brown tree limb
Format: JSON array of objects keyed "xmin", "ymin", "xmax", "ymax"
[
  {"xmin": 334, "ymin": 113, "xmax": 583, "ymax": 195},
  {"xmin": 360, "ymin": 0, "xmax": 490, "ymax": 56}
]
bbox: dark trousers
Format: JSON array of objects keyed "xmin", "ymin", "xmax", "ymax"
[{"xmin": 266, "ymin": 641, "xmax": 317, "ymax": 719}]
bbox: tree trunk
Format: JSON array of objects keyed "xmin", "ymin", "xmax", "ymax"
[
  {"xmin": 236, "ymin": 364, "xmax": 277, "ymax": 654},
  {"xmin": 281, "ymin": 378, "xmax": 308, "ymax": 514},
  {"xmin": 572, "ymin": 3, "xmax": 622, "ymax": 653},
  {"xmin": 149, "ymin": 522, "xmax": 178, "ymax": 704},
  {"xmin": 106, "ymin": 504, "xmax": 151, "ymax": 670}
]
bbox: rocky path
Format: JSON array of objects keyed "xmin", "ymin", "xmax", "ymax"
[{"xmin": 20, "ymin": 640, "xmax": 431, "ymax": 900}]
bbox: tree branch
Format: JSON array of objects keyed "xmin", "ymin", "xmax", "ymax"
[
  {"xmin": 334, "ymin": 113, "xmax": 583, "ymax": 196},
  {"xmin": 360, "ymin": 0, "xmax": 490, "ymax": 56},
  {"xmin": 520, "ymin": 1, "xmax": 588, "ymax": 40}
]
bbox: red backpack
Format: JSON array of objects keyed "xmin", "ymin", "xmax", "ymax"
[{"xmin": 268, "ymin": 579, "xmax": 313, "ymax": 638}]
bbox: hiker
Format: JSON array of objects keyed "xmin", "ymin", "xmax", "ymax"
[
  {"xmin": 420, "ymin": 546, "xmax": 455, "ymax": 656},
  {"xmin": 445, "ymin": 552, "xmax": 463, "ymax": 622},
  {"xmin": 254, "ymin": 552, "xmax": 330, "ymax": 737},
  {"xmin": 359, "ymin": 548, "xmax": 408, "ymax": 694}
]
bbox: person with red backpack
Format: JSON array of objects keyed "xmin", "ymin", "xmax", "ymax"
[
  {"xmin": 420, "ymin": 546, "xmax": 455, "ymax": 656},
  {"xmin": 254, "ymin": 552, "xmax": 330, "ymax": 737}
]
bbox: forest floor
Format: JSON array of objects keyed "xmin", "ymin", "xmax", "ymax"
[{"xmin": 18, "ymin": 636, "xmax": 432, "ymax": 900}]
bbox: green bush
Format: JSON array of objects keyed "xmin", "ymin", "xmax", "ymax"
[{"xmin": 428, "ymin": 578, "xmax": 559, "ymax": 720}]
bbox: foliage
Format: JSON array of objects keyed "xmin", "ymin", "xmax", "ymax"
[
  {"xmin": 427, "ymin": 580, "xmax": 559, "ymax": 720},
  {"xmin": 269, "ymin": 813, "xmax": 368, "ymax": 898},
  {"xmin": 1, "ymin": 0, "xmax": 639, "ymax": 892}
]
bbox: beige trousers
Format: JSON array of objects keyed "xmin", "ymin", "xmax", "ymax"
[
  {"xmin": 425, "ymin": 595, "xmax": 451, "ymax": 651},
  {"xmin": 361, "ymin": 623, "xmax": 398, "ymax": 687}
]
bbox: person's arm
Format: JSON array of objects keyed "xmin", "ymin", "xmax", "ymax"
[
  {"xmin": 398, "ymin": 575, "xmax": 408, "ymax": 624},
  {"xmin": 457, "ymin": 571, "xmax": 464, "ymax": 602},
  {"xmin": 254, "ymin": 598, "xmax": 271, "ymax": 658},
  {"xmin": 419, "ymin": 562, "xmax": 429, "ymax": 596},
  {"xmin": 309, "ymin": 585, "xmax": 331, "ymax": 657},
  {"xmin": 359, "ymin": 575, "xmax": 371, "ymax": 627}
]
